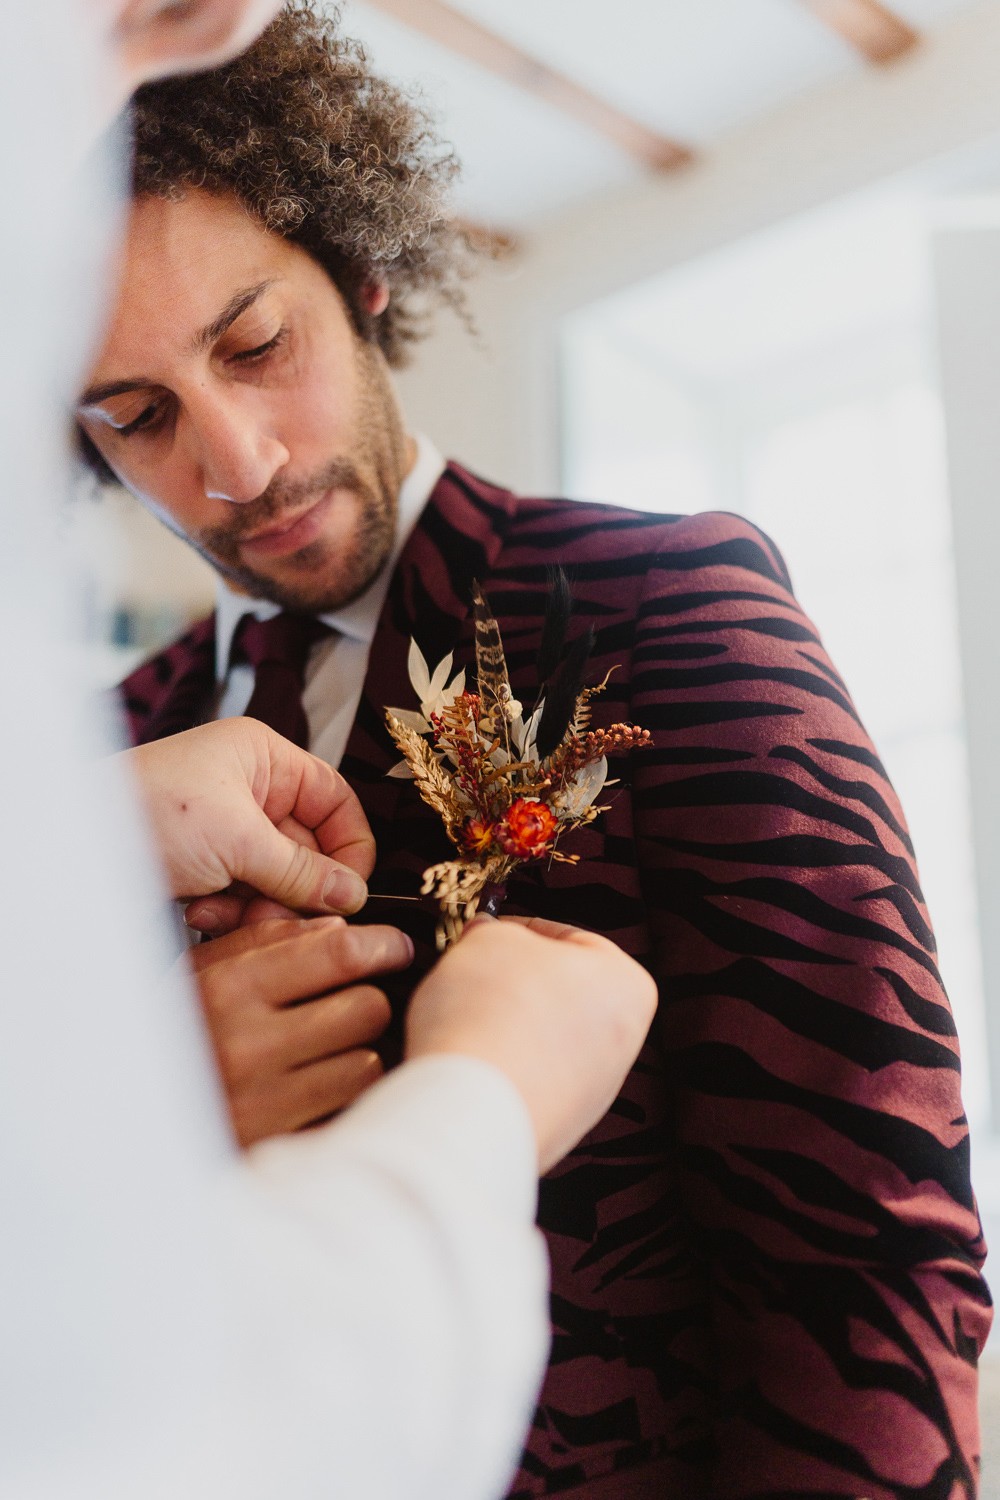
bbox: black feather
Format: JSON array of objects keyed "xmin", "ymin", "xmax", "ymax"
[
  {"xmin": 535, "ymin": 624, "xmax": 595, "ymax": 760},
  {"xmin": 536, "ymin": 567, "xmax": 573, "ymax": 686}
]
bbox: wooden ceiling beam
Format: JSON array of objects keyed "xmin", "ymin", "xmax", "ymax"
[
  {"xmin": 362, "ymin": 0, "xmax": 693, "ymax": 172},
  {"xmin": 453, "ymin": 217, "xmax": 521, "ymax": 259},
  {"xmin": 796, "ymin": 0, "xmax": 920, "ymax": 66}
]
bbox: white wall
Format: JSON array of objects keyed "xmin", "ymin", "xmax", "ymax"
[{"xmin": 932, "ymin": 221, "xmax": 1000, "ymax": 1130}]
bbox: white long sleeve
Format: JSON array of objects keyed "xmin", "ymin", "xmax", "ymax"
[{"xmin": 230, "ymin": 1058, "xmax": 548, "ymax": 1500}]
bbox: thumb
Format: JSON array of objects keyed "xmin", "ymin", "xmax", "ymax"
[{"xmin": 234, "ymin": 811, "xmax": 369, "ymax": 915}]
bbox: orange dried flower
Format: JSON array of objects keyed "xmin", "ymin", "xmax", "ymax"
[
  {"xmin": 462, "ymin": 816, "xmax": 496, "ymax": 854},
  {"xmin": 497, "ymin": 798, "xmax": 558, "ymax": 858}
]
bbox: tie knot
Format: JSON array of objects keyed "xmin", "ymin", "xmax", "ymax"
[
  {"xmin": 231, "ymin": 611, "xmax": 331, "ymax": 674},
  {"xmin": 228, "ymin": 611, "xmax": 333, "ymax": 749}
]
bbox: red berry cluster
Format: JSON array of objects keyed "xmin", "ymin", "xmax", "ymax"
[{"xmin": 552, "ymin": 723, "xmax": 651, "ymax": 776}]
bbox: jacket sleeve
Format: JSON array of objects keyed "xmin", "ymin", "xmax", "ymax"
[{"xmin": 629, "ymin": 511, "xmax": 992, "ymax": 1498}]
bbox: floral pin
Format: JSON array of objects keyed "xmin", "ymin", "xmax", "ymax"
[{"xmin": 385, "ymin": 573, "xmax": 651, "ymax": 948}]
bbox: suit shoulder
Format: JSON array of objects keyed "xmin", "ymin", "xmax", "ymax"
[
  {"xmin": 119, "ymin": 614, "xmax": 215, "ymax": 696},
  {"xmin": 443, "ymin": 463, "xmax": 784, "ymax": 573},
  {"xmin": 118, "ymin": 614, "xmax": 216, "ymax": 738},
  {"xmin": 504, "ymin": 495, "xmax": 792, "ymax": 590}
]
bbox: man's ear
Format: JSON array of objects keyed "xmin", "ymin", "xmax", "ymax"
[
  {"xmin": 114, "ymin": 0, "xmax": 282, "ymax": 89},
  {"xmin": 362, "ymin": 280, "xmax": 390, "ymax": 318}
]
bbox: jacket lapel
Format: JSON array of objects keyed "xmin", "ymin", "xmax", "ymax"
[{"xmin": 340, "ymin": 462, "xmax": 518, "ymax": 854}]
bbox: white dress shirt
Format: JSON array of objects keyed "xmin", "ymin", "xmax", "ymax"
[
  {"xmin": 215, "ymin": 437, "xmax": 445, "ymax": 766},
  {"xmin": 0, "ymin": 6, "xmax": 548, "ymax": 1498}
]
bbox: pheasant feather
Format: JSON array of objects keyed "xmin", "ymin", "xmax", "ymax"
[{"xmin": 471, "ymin": 580, "xmax": 515, "ymax": 751}]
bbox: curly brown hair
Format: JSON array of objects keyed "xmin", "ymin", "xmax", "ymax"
[{"xmin": 127, "ymin": 2, "xmax": 467, "ymax": 364}]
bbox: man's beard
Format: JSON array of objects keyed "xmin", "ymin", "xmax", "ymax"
[
  {"xmin": 194, "ymin": 454, "xmax": 397, "ymax": 614},
  {"xmin": 190, "ymin": 342, "xmax": 406, "ymax": 614}
]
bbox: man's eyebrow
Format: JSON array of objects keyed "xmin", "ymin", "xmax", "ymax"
[
  {"xmin": 78, "ymin": 377, "xmax": 151, "ymax": 408},
  {"xmin": 77, "ymin": 280, "xmax": 280, "ymax": 409},
  {"xmin": 191, "ymin": 279, "xmax": 277, "ymax": 354}
]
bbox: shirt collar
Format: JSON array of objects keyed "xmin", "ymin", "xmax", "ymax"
[{"xmin": 214, "ymin": 434, "xmax": 445, "ymax": 681}]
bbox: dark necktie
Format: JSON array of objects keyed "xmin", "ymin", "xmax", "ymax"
[{"xmin": 230, "ymin": 611, "xmax": 332, "ymax": 748}]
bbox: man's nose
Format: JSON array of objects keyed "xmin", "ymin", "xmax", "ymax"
[{"xmin": 189, "ymin": 389, "xmax": 290, "ymax": 504}]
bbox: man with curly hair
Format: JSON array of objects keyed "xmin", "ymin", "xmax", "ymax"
[{"xmin": 76, "ymin": 4, "xmax": 993, "ymax": 1496}]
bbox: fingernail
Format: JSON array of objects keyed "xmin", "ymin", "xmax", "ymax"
[
  {"xmin": 185, "ymin": 905, "xmax": 221, "ymax": 933},
  {"xmin": 322, "ymin": 866, "xmax": 367, "ymax": 913}
]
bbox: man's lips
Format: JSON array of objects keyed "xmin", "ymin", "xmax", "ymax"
[{"xmin": 238, "ymin": 491, "xmax": 334, "ymax": 562}]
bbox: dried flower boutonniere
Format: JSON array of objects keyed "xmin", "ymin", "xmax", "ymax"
[{"xmin": 385, "ymin": 573, "xmax": 651, "ymax": 947}]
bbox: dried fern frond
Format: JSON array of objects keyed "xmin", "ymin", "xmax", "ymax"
[{"xmin": 569, "ymin": 666, "xmax": 617, "ymax": 739}]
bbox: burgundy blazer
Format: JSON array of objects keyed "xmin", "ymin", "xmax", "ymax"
[{"xmin": 121, "ymin": 461, "xmax": 992, "ymax": 1499}]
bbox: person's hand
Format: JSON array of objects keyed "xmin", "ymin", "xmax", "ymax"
[
  {"xmin": 188, "ymin": 916, "xmax": 413, "ymax": 1146},
  {"xmin": 123, "ymin": 718, "xmax": 375, "ymax": 933},
  {"xmin": 405, "ymin": 917, "xmax": 657, "ymax": 1174}
]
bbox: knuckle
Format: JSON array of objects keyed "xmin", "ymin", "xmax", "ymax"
[
  {"xmin": 333, "ymin": 923, "xmax": 383, "ymax": 976},
  {"xmin": 283, "ymin": 840, "xmax": 315, "ymax": 897},
  {"xmin": 266, "ymin": 843, "xmax": 312, "ymax": 905},
  {"xmin": 333, "ymin": 923, "xmax": 365, "ymax": 969},
  {"xmin": 256, "ymin": 917, "xmax": 307, "ymax": 941}
]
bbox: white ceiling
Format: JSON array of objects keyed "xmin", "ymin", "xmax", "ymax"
[{"xmin": 336, "ymin": 0, "xmax": 986, "ymax": 228}]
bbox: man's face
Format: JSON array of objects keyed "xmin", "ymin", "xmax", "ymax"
[{"xmin": 78, "ymin": 189, "xmax": 411, "ymax": 612}]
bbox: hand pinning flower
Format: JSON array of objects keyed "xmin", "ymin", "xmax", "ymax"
[{"xmin": 385, "ymin": 574, "xmax": 651, "ymax": 947}]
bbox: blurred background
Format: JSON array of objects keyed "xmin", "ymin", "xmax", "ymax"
[{"xmin": 71, "ymin": 0, "xmax": 1000, "ymax": 1472}]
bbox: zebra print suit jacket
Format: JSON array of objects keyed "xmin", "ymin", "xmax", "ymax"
[{"xmin": 121, "ymin": 461, "xmax": 992, "ymax": 1498}]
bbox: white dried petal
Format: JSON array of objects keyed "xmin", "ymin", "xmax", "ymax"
[
  {"xmin": 407, "ymin": 638, "xmax": 431, "ymax": 700},
  {"xmin": 424, "ymin": 667, "xmax": 466, "ymax": 719},
  {"xmin": 419, "ymin": 659, "xmax": 467, "ymax": 720},
  {"xmin": 557, "ymin": 756, "xmax": 608, "ymax": 817},
  {"xmin": 427, "ymin": 650, "xmax": 455, "ymax": 702},
  {"xmin": 513, "ymin": 702, "xmax": 543, "ymax": 761},
  {"xmin": 386, "ymin": 707, "xmax": 431, "ymax": 734}
]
